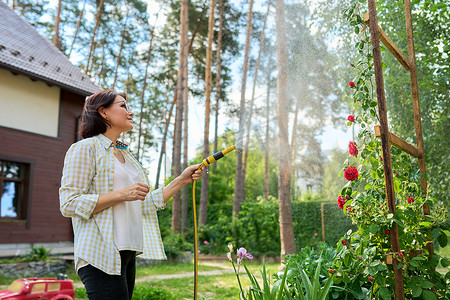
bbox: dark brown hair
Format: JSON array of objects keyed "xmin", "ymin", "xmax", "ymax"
[{"xmin": 79, "ymin": 89, "xmax": 127, "ymax": 139}]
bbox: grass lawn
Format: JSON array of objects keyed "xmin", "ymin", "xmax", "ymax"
[{"xmin": 74, "ymin": 260, "xmax": 281, "ymax": 299}]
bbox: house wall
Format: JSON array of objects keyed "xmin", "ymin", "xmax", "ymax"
[
  {"xmin": 0, "ymin": 69, "xmax": 61, "ymax": 137},
  {"xmin": 0, "ymin": 88, "xmax": 84, "ymax": 245}
]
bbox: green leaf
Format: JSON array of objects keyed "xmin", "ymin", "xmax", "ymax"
[
  {"xmin": 412, "ymin": 285, "xmax": 422, "ymax": 297},
  {"xmin": 438, "ymin": 231, "xmax": 448, "ymax": 248},
  {"xmin": 431, "ymin": 228, "xmax": 441, "ymax": 239},
  {"xmin": 379, "ymin": 287, "xmax": 391, "ymax": 300},
  {"xmin": 394, "ymin": 180, "xmax": 402, "ymax": 193},
  {"xmin": 440, "ymin": 257, "xmax": 450, "ymax": 268},
  {"xmin": 354, "ymin": 26, "xmax": 360, "ymax": 34},
  {"xmin": 410, "ymin": 260, "xmax": 419, "ymax": 267},
  {"xmin": 422, "ymin": 290, "xmax": 436, "ymax": 300},
  {"xmin": 419, "ymin": 280, "xmax": 433, "ymax": 289}
]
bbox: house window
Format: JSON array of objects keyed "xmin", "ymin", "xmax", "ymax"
[{"xmin": 0, "ymin": 160, "xmax": 28, "ymax": 219}]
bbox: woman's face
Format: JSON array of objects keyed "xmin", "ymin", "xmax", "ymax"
[{"xmin": 102, "ymin": 95, "xmax": 134, "ymax": 132}]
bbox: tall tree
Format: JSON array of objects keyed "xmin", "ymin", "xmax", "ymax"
[
  {"xmin": 233, "ymin": 0, "xmax": 254, "ymax": 217},
  {"xmin": 172, "ymin": 0, "xmax": 189, "ymax": 233},
  {"xmin": 112, "ymin": 11, "xmax": 128, "ymax": 89},
  {"xmin": 199, "ymin": 0, "xmax": 216, "ymax": 226},
  {"xmin": 275, "ymin": 0, "xmax": 296, "ymax": 258},
  {"xmin": 243, "ymin": 0, "xmax": 271, "ymax": 183},
  {"xmin": 213, "ymin": 0, "xmax": 225, "ymax": 165},
  {"xmin": 181, "ymin": 68, "xmax": 189, "ymax": 234},
  {"xmin": 67, "ymin": 0, "xmax": 86, "ymax": 59},
  {"xmin": 85, "ymin": 0, "xmax": 105, "ymax": 73},
  {"xmin": 52, "ymin": 0, "xmax": 62, "ymax": 49}
]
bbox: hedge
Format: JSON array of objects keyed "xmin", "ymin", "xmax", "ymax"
[{"xmin": 158, "ymin": 200, "xmax": 356, "ymax": 257}]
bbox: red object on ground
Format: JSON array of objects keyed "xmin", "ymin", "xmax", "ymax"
[{"xmin": 0, "ymin": 278, "xmax": 75, "ymax": 300}]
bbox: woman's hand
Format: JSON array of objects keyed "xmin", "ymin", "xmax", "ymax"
[
  {"xmin": 179, "ymin": 164, "xmax": 204, "ymax": 184},
  {"xmin": 119, "ymin": 182, "xmax": 150, "ymax": 201},
  {"xmin": 162, "ymin": 164, "xmax": 204, "ymax": 202}
]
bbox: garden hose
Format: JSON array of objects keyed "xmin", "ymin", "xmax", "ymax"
[{"xmin": 192, "ymin": 145, "xmax": 236, "ymax": 299}]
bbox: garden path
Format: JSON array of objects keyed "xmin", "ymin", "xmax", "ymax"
[{"xmin": 72, "ymin": 261, "xmax": 234, "ymax": 288}]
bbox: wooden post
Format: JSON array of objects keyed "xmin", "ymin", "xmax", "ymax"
[
  {"xmin": 404, "ymin": 0, "xmax": 433, "ymax": 258},
  {"xmin": 367, "ymin": 1, "xmax": 405, "ymax": 299},
  {"xmin": 321, "ymin": 203, "xmax": 325, "ymax": 242}
]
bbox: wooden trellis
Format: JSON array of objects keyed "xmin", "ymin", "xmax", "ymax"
[{"xmin": 366, "ymin": 0, "xmax": 431, "ymax": 299}]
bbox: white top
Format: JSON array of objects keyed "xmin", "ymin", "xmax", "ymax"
[
  {"xmin": 112, "ymin": 155, "xmax": 144, "ymax": 253},
  {"xmin": 76, "ymin": 154, "xmax": 144, "ymax": 273}
]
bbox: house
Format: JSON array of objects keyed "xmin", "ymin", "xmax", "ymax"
[{"xmin": 0, "ymin": 2, "xmax": 100, "ymax": 256}]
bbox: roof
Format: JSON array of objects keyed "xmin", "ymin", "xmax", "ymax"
[{"xmin": 0, "ymin": 2, "xmax": 101, "ymax": 96}]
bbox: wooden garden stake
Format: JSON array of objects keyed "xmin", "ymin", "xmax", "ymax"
[{"xmin": 367, "ymin": 1, "xmax": 405, "ymax": 298}]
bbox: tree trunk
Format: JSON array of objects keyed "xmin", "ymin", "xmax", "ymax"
[
  {"xmin": 264, "ymin": 77, "xmax": 271, "ymax": 202},
  {"xmin": 137, "ymin": 22, "xmax": 157, "ymax": 160},
  {"xmin": 68, "ymin": 0, "xmax": 86, "ymax": 59},
  {"xmin": 53, "ymin": 0, "xmax": 62, "ymax": 49},
  {"xmin": 181, "ymin": 65, "xmax": 189, "ymax": 235},
  {"xmin": 112, "ymin": 14, "xmax": 128, "ymax": 90},
  {"xmin": 199, "ymin": 0, "xmax": 216, "ymax": 226},
  {"xmin": 243, "ymin": 0, "xmax": 270, "ymax": 179},
  {"xmin": 233, "ymin": 0, "xmax": 253, "ymax": 217},
  {"xmin": 155, "ymin": 93, "xmax": 177, "ymax": 189},
  {"xmin": 85, "ymin": 0, "xmax": 105, "ymax": 73},
  {"xmin": 275, "ymin": 0, "xmax": 296, "ymax": 259},
  {"xmin": 172, "ymin": 0, "xmax": 189, "ymax": 234},
  {"xmin": 213, "ymin": 0, "xmax": 224, "ymax": 168}
]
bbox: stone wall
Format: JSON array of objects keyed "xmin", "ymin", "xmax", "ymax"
[{"xmin": 0, "ymin": 260, "xmax": 70, "ymax": 279}]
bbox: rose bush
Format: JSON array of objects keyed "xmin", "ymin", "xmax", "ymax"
[{"xmin": 333, "ymin": 1, "xmax": 450, "ymax": 299}]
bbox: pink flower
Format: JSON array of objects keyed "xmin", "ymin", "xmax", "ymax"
[
  {"xmin": 348, "ymin": 142, "xmax": 358, "ymax": 156},
  {"xmin": 398, "ymin": 252, "xmax": 404, "ymax": 258},
  {"xmin": 344, "ymin": 167, "xmax": 359, "ymax": 181},
  {"xmin": 347, "ymin": 207, "xmax": 352, "ymax": 211},
  {"xmin": 368, "ymin": 276, "xmax": 374, "ymax": 282},
  {"xmin": 358, "ymin": 256, "xmax": 362, "ymax": 259},
  {"xmin": 349, "ymin": 81, "xmax": 355, "ymax": 88},
  {"xmin": 385, "ymin": 230, "xmax": 390, "ymax": 235},
  {"xmin": 347, "ymin": 115, "xmax": 355, "ymax": 122},
  {"xmin": 237, "ymin": 247, "xmax": 253, "ymax": 265},
  {"xmin": 314, "ymin": 233, "xmax": 318, "ymax": 237},
  {"xmin": 329, "ymin": 270, "xmax": 334, "ymax": 274},
  {"xmin": 204, "ymin": 240, "xmax": 209, "ymax": 245},
  {"xmin": 408, "ymin": 197, "xmax": 414, "ymax": 204},
  {"xmin": 337, "ymin": 196, "xmax": 346, "ymax": 209}
]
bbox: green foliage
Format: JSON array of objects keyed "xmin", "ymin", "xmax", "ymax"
[
  {"xmin": 162, "ymin": 234, "xmax": 193, "ymax": 260},
  {"xmin": 333, "ymin": 1, "xmax": 450, "ymax": 298}
]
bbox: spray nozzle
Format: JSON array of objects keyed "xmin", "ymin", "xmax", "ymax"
[{"xmin": 201, "ymin": 145, "xmax": 236, "ymax": 168}]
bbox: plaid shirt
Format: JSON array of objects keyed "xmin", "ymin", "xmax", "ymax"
[{"xmin": 60, "ymin": 134, "xmax": 166, "ymax": 275}]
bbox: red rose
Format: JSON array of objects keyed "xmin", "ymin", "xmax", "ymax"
[
  {"xmin": 349, "ymin": 81, "xmax": 355, "ymax": 88},
  {"xmin": 337, "ymin": 196, "xmax": 346, "ymax": 209},
  {"xmin": 407, "ymin": 197, "xmax": 414, "ymax": 204},
  {"xmin": 344, "ymin": 167, "xmax": 358, "ymax": 181},
  {"xmin": 347, "ymin": 115, "xmax": 355, "ymax": 122},
  {"xmin": 384, "ymin": 230, "xmax": 390, "ymax": 235},
  {"xmin": 368, "ymin": 276, "xmax": 374, "ymax": 282},
  {"xmin": 342, "ymin": 240, "xmax": 347, "ymax": 246},
  {"xmin": 398, "ymin": 253, "xmax": 404, "ymax": 258},
  {"xmin": 349, "ymin": 142, "xmax": 358, "ymax": 156},
  {"xmin": 329, "ymin": 270, "xmax": 334, "ymax": 274}
]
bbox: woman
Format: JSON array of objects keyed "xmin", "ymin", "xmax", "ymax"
[{"xmin": 59, "ymin": 90, "xmax": 203, "ymax": 300}]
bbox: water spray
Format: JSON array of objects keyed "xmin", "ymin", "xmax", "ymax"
[{"xmin": 192, "ymin": 145, "xmax": 236, "ymax": 299}]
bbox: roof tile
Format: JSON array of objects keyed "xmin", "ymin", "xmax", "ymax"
[{"xmin": 0, "ymin": 2, "xmax": 101, "ymax": 96}]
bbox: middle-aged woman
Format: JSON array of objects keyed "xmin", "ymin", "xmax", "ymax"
[{"xmin": 59, "ymin": 89, "xmax": 203, "ymax": 300}]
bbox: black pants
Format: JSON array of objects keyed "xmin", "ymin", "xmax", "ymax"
[{"xmin": 78, "ymin": 250, "xmax": 137, "ymax": 300}]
